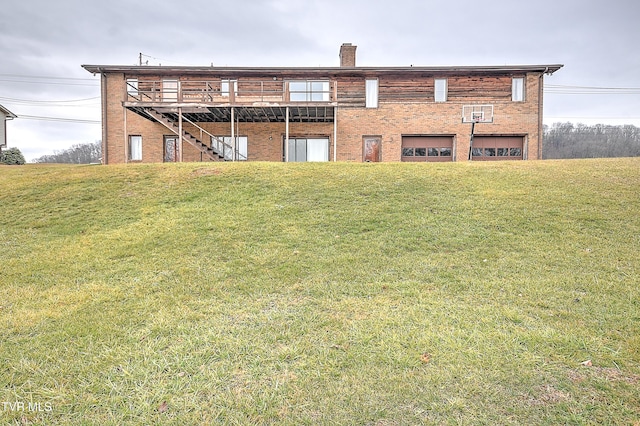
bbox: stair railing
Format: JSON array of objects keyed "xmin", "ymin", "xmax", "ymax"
[{"xmin": 181, "ymin": 115, "xmax": 248, "ymax": 161}]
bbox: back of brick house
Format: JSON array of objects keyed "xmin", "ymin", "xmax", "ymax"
[{"xmin": 83, "ymin": 44, "xmax": 562, "ymax": 164}]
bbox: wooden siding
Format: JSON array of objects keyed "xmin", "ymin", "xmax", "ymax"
[
  {"xmin": 447, "ymin": 75, "xmax": 514, "ymax": 101},
  {"xmin": 379, "ymin": 75, "xmax": 434, "ymax": 102},
  {"xmin": 124, "ymin": 73, "xmax": 522, "ymax": 105},
  {"xmin": 336, "ymin": 77, "xmax": 365, "ymax": 106}
]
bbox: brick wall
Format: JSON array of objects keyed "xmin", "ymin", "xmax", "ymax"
[{"xmin": 101, "ymin": 71, "xmax": 544, "ymax": 164}]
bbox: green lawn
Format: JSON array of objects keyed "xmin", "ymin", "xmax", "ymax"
[{"xmin": 1, "ymin": 159, "xmax": 639, "ymax": 425}]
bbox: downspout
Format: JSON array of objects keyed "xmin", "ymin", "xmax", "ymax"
[
  {"xmin": 178, "ymin": 106, "xmax": 183, "ymax": 162},
  {"xmin": 538, "ymin": 69, "xmax": 547, "ymax": 159},
  {"xmin": 333, "ymin": 80, "xmax": 338, "ymax": 162},
  {"xmin": 101, "ymin": 71, "xmax": 108, "ymax": 164},
  {"xmin": 333, "ymin": 106, "xmax": 337, "ymax": 162},
  {"xmin": 123, "ymin": 79, "xmax": 128, "ymax": 163}
]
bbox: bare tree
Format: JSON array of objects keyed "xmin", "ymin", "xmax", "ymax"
[
  {"xmin": 34, "ymin": 141, "xmax": 101, "ymax": 164},
  {"xmin": 543, "ymin": 123, "xmax": 640, "ymax": 159}
]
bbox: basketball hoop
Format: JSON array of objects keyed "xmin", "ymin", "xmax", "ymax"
[{"xmin": 462, "ymin": 105, "xmax": 494, "ymax": 124}]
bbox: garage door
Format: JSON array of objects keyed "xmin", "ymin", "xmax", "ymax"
[
  {"xmin": 402, "ymin": 136, "xmax": 453, "ymax": 162},
  {"xmin": 471, "ymin": 136, "xmax": 524, "ymax": 161}
]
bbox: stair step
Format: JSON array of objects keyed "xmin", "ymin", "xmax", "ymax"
[{"xmin": 147, "ymin": 107, "xmax": 220, "ymax": 161}]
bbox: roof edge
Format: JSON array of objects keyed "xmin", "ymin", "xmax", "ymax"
[
  {"xmin": 82, "ymin": 64, "xmax": 563, "ymax": 75},
  {"xmin": 0, "ymin": 104, "xmax": 17, "ymax": 119}
]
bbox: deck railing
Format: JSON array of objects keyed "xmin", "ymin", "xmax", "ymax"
[{"xmin": 125, "ymin": 79, "xmax": 336, "ymax": 104}]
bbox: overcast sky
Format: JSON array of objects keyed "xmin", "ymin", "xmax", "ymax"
[{"xmin": 1, "ymin": 0, "xmax": 639, "ymax": 161}]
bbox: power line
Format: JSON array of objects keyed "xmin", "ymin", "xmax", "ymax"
[
  {"xmin": 138, "ymin": 53, "xmax": 196, "ymax": 66},
  {"xmin": 0, "ymin": 95, "xmax": 100, "ymax": 103},
  {"xmin": 18, "ymin": 114, "xmax": 100, "ymax": 124},
  {"xmin": 0, "ymin": 79, "xmax": 98, "ymax": 87},
  {"xmin": 0, "ymin": 73, "xmax": 97, "ymax": 81},
  {"xmin": 0, "ymin": 96, "xmax": 100, "ymax": 108},
  {"xmin": 544, "ymin": 84, "xmax": 640, "ymax": 95}
]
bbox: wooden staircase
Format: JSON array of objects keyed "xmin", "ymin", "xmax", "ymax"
[{"xmin": 142, "ymin": 108, "xmax": 227, "ymax": 161}]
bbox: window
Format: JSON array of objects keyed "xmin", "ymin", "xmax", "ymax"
[
  {"xmin": 289, "ymin": 81, "xmax": 330, "ymax": 102},
  {"xmin": 512, "ymin": 77, "xmax": 525, "ymax": 101},
  {"xmin": 129, "ymin": 135, "xmax": 142, "ymax": 161},
  {"xmin": 211, "ymin": 136, "xmax": 247, "ymax": 161},
  {"xmin": 286, "ymin": 138, "xmax": 329, "ymax": 162},
  {"xmin": 221, "ymin": 79, "xmax": 238, "ymax": 97},
  {"xmin": 435, "ymin": 78, "xmax": 447, "ymax": 102},
  {"xmin": 126, "ymin": 79, "xmax": 138, "ymax": 97},
  {"xmin": 163, "ymin": 79, "xmax": 178, "ymax": 102},
  {"xmin": 366, "ymin": 79, "xmax": 378, "ymax": 108}
]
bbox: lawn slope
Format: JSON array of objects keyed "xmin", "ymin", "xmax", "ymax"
[{"xmin": 1, "ymin": 159, "xmax": 639, "ymax": 425}]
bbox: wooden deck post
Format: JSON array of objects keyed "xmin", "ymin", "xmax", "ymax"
[
  {"xmin": 285, "ymin": 107, "xmax": 290, "ymax": 162},
  {"xmin": 231, "ymin": 107, "xmax": 235, "ymax": 162}
]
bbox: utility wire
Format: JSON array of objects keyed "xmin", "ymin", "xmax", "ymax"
[
  {"xmin": 0, "ymin": 73, "xmax": 97, "ymax": 81},
  {"xmin": 0, "ymin": 95, "xmax": 100, "ymax": 103},
  {"xmin": 18, "ymin": 114, "xmax": 100, "ymax": 124},
  {"xmin": 0, "ymin": 79, "xmax": 98, "ymax": 87},
  {"xmin": 544, "ymin": 84, "xmax": 640, "ymax": 94}
]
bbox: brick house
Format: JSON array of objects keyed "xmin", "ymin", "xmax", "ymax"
[{"xmin": 82, "ymin": 44, "xmax": 562, "ymax": 164}]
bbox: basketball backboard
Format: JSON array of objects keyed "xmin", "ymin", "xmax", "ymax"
[{"xmin": 462, "ymin": 105, "xmax": 494, "ymax": 123}]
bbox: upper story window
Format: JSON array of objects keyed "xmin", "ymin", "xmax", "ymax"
[
  {"xmin": 289, "ymin": 80, "xmax": 330, "ymax": 102},
  {"xmin": 366, "ymin": 79, "xmax": 378, "ymax": 108},
  {"xmin": 126, "ymin": 79, "xmax": 138, "ymax": 97},
  {"xmin": 512, "ymin": 77, "xmax": 525, "ymax": 101},
  {"xmin": 162, "ymin": 79, "xmax": 178, "ymax": 102},
  {"xmin": 435, "ymin": 78, "xmax": 448, "ymax": 102},
  {"xmin": 221, "ymin": 79, "xmax": 238, "ymax": 97}
]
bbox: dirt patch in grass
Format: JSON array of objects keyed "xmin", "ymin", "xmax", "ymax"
[
  {"xmin": 191, "ymin": 167, "xmax": 222, "ymax": 177},
  {"xmin": 569, "ymin": 367, "xmax": 640, "ymax": 385}
]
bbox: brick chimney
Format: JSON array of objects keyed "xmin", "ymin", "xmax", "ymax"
[{"xmin": 340, "ymin": 43, "xmax": 357, "ymax": 67}]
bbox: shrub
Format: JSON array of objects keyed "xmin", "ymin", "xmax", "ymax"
[{"xmin": 0, "ymin": 147, "xmax": 26, "ymax": 165}]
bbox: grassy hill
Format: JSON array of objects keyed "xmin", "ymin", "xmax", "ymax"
[{"xmin": 1, "ymin": 159, "xmax": 639, "ymax": 425}]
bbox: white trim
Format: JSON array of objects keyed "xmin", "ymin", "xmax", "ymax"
[
  {"xmin": 435, "ymin": 78, "xmax": 447, "ymax": 102},
  {"xmin": 365, "ymin": 79, "xmax": 378, "ymax": 108},
  {"xmin": 512, "ymin": 77, "xmax": 525, "ymax": 102}
]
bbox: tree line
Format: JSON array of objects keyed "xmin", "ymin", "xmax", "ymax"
[
  {"xmin": 21, "ymin": 124, "xmax": 640, "ymax": 164},
  {"xmin": 543, "ymin": 123, "xmax": 640, "ymax": 159},
  {"xmin": 33, "ymin": 141, "xmax": 101, "ymax": 164}
]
